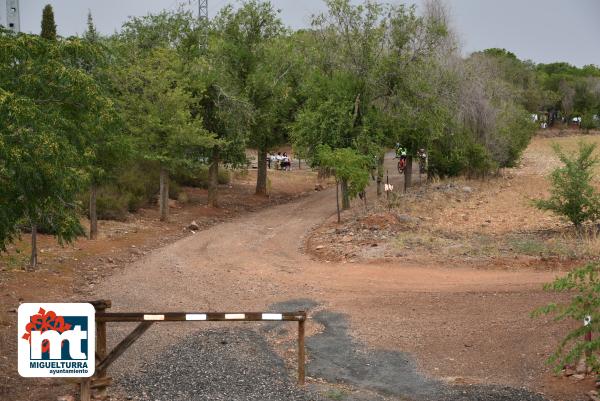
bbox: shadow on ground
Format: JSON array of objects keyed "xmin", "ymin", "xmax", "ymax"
[
  {"xmin": 117, "ymin": 299, "xmax": 549, "ymax": 401},
  {"xmin": 273, "ymin": 299, "xmax": 549, "ymax": 401}
]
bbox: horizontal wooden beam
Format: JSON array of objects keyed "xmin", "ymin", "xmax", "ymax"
[{"xmin": 96, "ymin": 311, "xmax": 307, "ymax": 323}]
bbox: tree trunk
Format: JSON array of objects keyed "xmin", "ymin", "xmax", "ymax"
[
  {"xmin": 256, "ymin": 147, "xmax": 268, "ymax": 196},
  {"xmin": 159, "ymin": 167, "xmax": 169, "ymax": 222},
  {"xmin": 336, "ymin": 180, "xmax": 341, "ymax": 223},
  {"xmin": 30, "ymin": 224, "xmax": 37, "ymax": 269},
  {"xmin": 89, "ymin": 183, "xmax": 98, "ymax": 240},
  {"xmin": 341, "ymin": 178, "xmax": 350, "ymax": 210},
  {"xmin": 404, "ymin": 155, "xmax": 413, "ymax": 192},
  {"xmin": 376, "ymin": 154, "xmax": 384, "ymax": 197},
  {"xmin": 208, "ymin": 147, "xmax": 220, "ymax": 207}
]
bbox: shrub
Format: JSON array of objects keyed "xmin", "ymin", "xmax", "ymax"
[
  {"xmin": 95, "ymin": 188, "xmax": 131, "ymax": 221},
  {"xmin": 464, "ymin": 142, "xmax": 496, "ymax": 179},
  {"xmin": 533, "ymin": 262, "xmax": 600, "ymax": 372},
  {"xmin": 172, "ymin": 165, "xmax": 230, "ymax": 188},
  {"xmin": 534, "ymin": 142, "xmax": 600, "ymax": 229},
  {"xmin": 581, "ymin": 113, "xmax": 599, "ymax": 131}
]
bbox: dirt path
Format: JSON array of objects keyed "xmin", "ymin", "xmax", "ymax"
[{"xmin": 94, "ymin": 155, "xmax": 571, "ymax": 400}]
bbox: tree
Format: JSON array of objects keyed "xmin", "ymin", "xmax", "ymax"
[
  {"xmin": 292, "ymin": 0, "xmax": 449, "ymax": 198},
  {"xmin": 112, "ymin": 45, "xmax": 216, "ymax": 221},
  {"xmin": 82, "ymin": 12, "xmax": 129, "ymax": 239},
  {"xmin": 534, "ymin": 142, "xmax": 600, "ymax": 229},
  {"xmin": 40, "ymin": 4, "xmax": 57, "ymax": 40},
  {"xmin": 0, "ymin": 92, "xmax": 85, "ymax": 268},
  {"xmin": 213, "ymin": 1, "xmax": 290, "ymax": 196},
  {"xmin": 111, "ymin": 10, "xmax": 220, "ymax": 220},
  {"xmin": 84, "ymin": 10, "xmax": 99, "ymax": 42},
  {"xmin": 193, "ymin": 80, "xmax": 248, "ymax": 207},
  {"xmin": 316, "ymin": 145, "xmax": 370, "ymax": 222},
  {"xmin": 533, "ymin": 262, "xmax": 600, "ymax": 372},
  {"xmin": 0, "ymin": 31, "xmax": 109, "ymax": 267},
  {"xmin": 189, "ymin": 21, "xmax": 251, "ymax": 208}
]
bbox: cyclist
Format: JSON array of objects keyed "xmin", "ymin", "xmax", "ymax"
[{"xmin": 395, "ymin": 143, "xmax": 408, "ymax": 173}]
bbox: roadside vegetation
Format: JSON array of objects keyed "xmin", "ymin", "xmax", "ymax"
[
  {"xmin": 2, "ymin": 0, "xmax": 599, "ymax": 269},
  {"xmin": 2, "ymin": 1, "xmax": 600, "ymax": 400}
]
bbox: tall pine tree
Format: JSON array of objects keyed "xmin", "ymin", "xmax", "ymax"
[{"xmin": 40, "ymin": 4, "xmax": 57, "ymax": 40}]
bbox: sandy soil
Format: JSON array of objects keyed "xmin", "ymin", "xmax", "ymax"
[
  {"xmin": 3, "ymin": 135, "xmax": 598, "ymax": 401},
  {"xmin": 89, "ymin": 142, "xmax": 584, "ymax": 400},
  {"xmin": 0, "ymin": 167, "xmax": 324, "ymax": 401}
]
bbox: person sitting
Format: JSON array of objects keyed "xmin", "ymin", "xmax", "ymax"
[
  {"xmin": 281, "ymin": 152, "xmax": 291, "ymax": 171},
  {"xmin": 275, "ymin": 152, "xmax": 284, "ymax": 169}
]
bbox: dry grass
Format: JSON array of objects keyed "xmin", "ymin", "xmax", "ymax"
[{"xmin": 386, "ymin": 133, "xmax": 600, "ymax": 264}]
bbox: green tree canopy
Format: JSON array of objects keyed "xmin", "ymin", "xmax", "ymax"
[{"xmin": 40, "ymin": 4, "xmax": 57, "ymax": 40}]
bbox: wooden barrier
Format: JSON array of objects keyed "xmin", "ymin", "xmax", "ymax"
[{"xmin": 82, "ymin": 300, "xmax": 307, "ymax": 401}]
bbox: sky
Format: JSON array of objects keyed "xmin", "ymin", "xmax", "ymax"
[{"xmin": 1, "ymin": 0, "xmax": 598, "ymax": 67}]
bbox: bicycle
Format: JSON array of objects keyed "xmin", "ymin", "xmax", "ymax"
[{"xmin": 396, "ymin": 156, "xmax": 406, "ymax": 174}]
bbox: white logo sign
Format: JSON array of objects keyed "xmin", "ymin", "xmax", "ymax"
[{"xmin": 18, "ymin": 303, "xmax": 95, "ymax": 377}]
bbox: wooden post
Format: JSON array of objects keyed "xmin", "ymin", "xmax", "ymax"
[
  {"xmin": 335, "ymin": 180, "xmax": 341, "ymax": 224},
  {"xmin": 89, "ymin": 183, "xmax": 98, "ymax": 240},
  {"xmin": 80, "ymin": 378, "xmax": 91, "ymax": 401},
  {"xmin": 95, "ymin": 303, "xmax": 108, "ymax": 399},
  {"xmin": 298, "ymin": 318, "xmax": 305, "ymax": 385}
]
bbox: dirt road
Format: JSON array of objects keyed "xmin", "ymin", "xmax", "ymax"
[{"xmin": 95, "ymin": 156, "xmax": 571, "ymax": 400}]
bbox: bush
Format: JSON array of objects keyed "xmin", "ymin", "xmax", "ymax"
[
  {"xmin": 534, "ymin": 142, "xmax": 600, "ymax": 229},
  {"xmin": 95, "ymin": 188, "xmax": 131, "ymax": 221},
  {"xmin": 82, "ymin": 161, "xmax": 159, "ymax": 221},
  {"xmin": 429, "ymin": 134, "xmax": 496, "ymax": 179},
  {"xmin": 83, "ymin": 162, "xmax": 234, "ymax": 222},
  {"xmin": 581, "ymin": 113, "xmax": 599, "ymax": 131},
  {"xmin": 493, "ymin": 105, "xmax": 536, "ymax": 168},
  {"xmin": 464, "ymin": 142, "xmax": 496, "ymax": 179},
  {"xmin": 172, "ymin": 165, "xmax": 230, "ymax": 188},
  {"xmin": 533, "ymin": 262, "xmax": 600, "ymax": 372}
]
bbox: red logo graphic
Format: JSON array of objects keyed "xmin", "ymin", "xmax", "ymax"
[{"xmin": 22, "ymin": 308, "xmax": 72, "ymax": 353}]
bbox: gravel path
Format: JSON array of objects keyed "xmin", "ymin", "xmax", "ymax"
[
  {"xmin": 119, "ymin": 328, "xmax": 322, "ymax": 401},
  {"xmin": 115, "ymin": 301, "xmax": 549, "ymax": 401}
]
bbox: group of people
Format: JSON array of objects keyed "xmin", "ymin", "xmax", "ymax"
[
  {"xmin": 267, "ymin": 152, "xmax": 292, "ymax": 171},
  {"xmin": 395, "ymin": 144, "xmax": 428, "ymax": 174}
]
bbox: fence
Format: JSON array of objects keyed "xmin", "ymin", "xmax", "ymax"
[{"xmin": 82, "ymin": 300, "xmax": 307, "ymax": 401}]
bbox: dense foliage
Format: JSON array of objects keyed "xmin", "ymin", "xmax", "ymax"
[
  {"xmin": 0, "ymin": 30, "xmax": 110, "ymax": 266},
  {"xmin": 1, "ymin": 0, "xmax": 598, "ymax": 267}
]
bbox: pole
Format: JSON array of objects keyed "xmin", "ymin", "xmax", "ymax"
[
  {"xmin": 298, "ymin": 319, "xmax": 305, "ymax": 385},
  {"xmin": 335, "ymin": 180, "xmax": 341, "ymax": 223},
  {"xmin": 96, "ymin": 304, "xmax": 108, "ymax": 399},
  {"xmin": 80, "ymin": 378, "xmax": 91, "ymax": 401}
]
